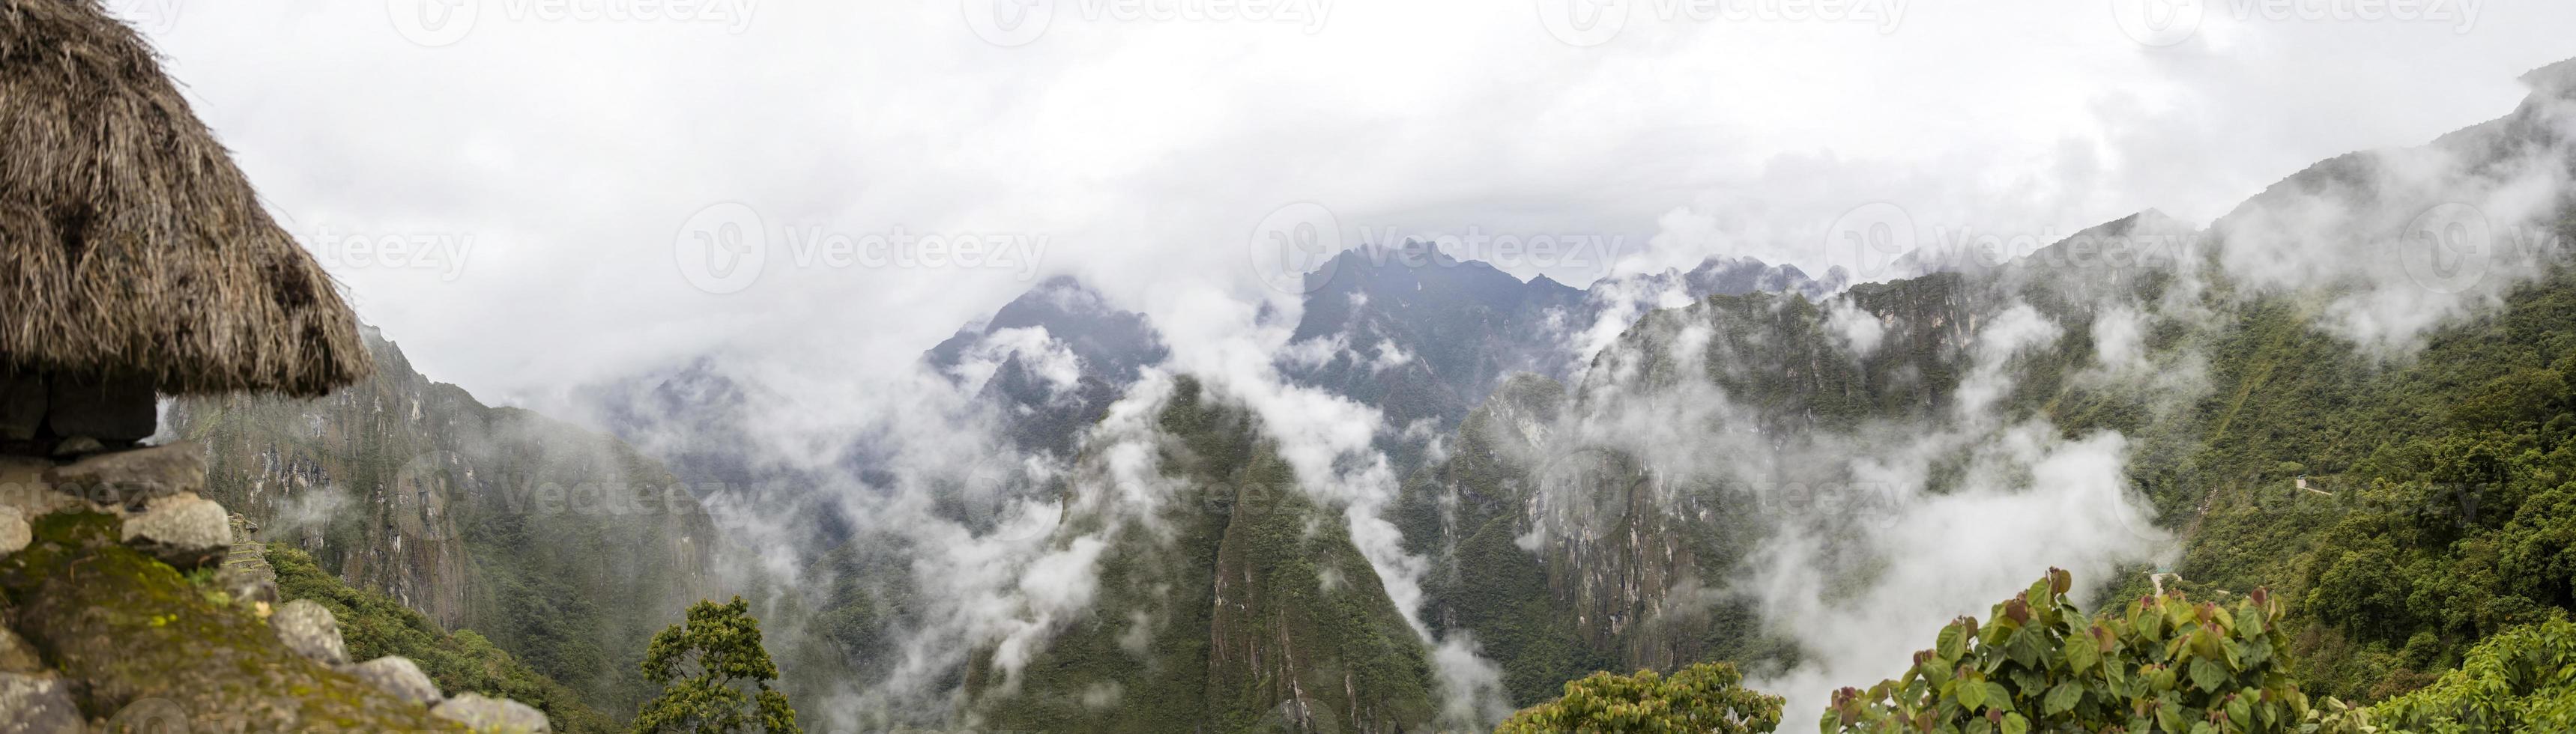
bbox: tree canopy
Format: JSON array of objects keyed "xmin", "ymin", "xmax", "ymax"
[
  {"xmin": 1496, "ymin": 661, "xmax": 1783, "ymax": 734},
  {"xmin": 632, "ymin": 596, "xmax": 801, "ymax": 734}
]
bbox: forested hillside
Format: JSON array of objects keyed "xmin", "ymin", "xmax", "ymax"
[{"xmin": 169, "ymin": 327, "xmax": 722, "ymax": 718}]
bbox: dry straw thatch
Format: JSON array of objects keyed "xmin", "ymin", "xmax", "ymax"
[{"xmin": 1, "ymin": 0, "xmax": 368, "ymax": 397}]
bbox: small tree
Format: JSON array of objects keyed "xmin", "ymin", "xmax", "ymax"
[
  {"xmin": 1823, "ymin": 568, "xmax": 2316, "ymax": 734},
  {"xmin": 1497, "ymin": 661, "xmax": 1785, "ymax": 734},
  {"xmin": 632, "ymin": 596, "xmax": 801, "ymax": 734}
]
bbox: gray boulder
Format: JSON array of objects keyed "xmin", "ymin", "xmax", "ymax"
[
  {"xmin": 271, "ymin": 599, "xmax": 351, "ymax": 667},
  {"xmin": 434, "ymin": 694, "xmax": 552, "ymax": 733},
  {"xmin": 343, "ymin": 656, "xmax": 441, "ymax": 706},
  {"xmin": 44, "ymin": 441, "xmax": 205, "ymax": 509},
  {"xmin": 0, "ymin": 506, "xmax": 25, "ymax": 558},
  {"xmin": 0, "ymin": 672, "xmax": 81, "ymax": 734},
  {"xmin": 119, "ymin": 492, "xmax": 231, "ymax": 569}
]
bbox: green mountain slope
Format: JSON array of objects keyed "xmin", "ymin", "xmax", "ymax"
[
  {"xmin": 267, "ymin": 543, "xmax": 622, "ymax": 734},
  {"xmin": 967, "ymin": 376, "xmax": 1440, "ymax": 733},
  {"xmin": 170, "ymin": 327, "xmax": 722, "ymax": 718}
]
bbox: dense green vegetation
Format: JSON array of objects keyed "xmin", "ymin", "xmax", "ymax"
[
  {"xmin": 1498, "ymin": 661, "xmax": 1783, "ymax": 734},
  {"xmin": 1824, "ymin": 570, "xmax": 2315, "ymax": 733},
  {"xmin": 2359, "ymin": 616, "xmax": 2576, "ymax": 731},
  {"xmin": 633, "ymin": 596, "xmax": 802, "ymax": 734},
  {"xmin": 269, "ymin": 544, "xmax": 621, "ymax": 734},
  {"xmin": 2144, "ymin": 254, "xmax": 2576, "ymax": 703}
]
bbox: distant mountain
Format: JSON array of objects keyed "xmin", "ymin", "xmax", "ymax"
[
  {"xmin": 1279, "ymin": 240, "xmax": 1834, "ymax": 446},
  {"xmin": 1390, "ymin": 59, "xmax": 2576, "ymax": 718},
  {"xmin": 1279, "ymin": 241, "xmax": 1588, "ymax": 443},
  {"xmin": 925, "ymin": 275, "xmax": 1169, "ymax": 456}
]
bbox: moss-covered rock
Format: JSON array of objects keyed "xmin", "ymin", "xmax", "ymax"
[{"xmin": 0, "ymin": 512, "xmax": 462, "ymax": 731}]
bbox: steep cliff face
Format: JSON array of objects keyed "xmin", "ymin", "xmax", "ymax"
[
  {"xmin": 169, "ymin": 327, "xmax": 721, "ymax": 716},
  {"xmin": 970, "ymin": 377, "xmax": 1439, "ymax": 733}
]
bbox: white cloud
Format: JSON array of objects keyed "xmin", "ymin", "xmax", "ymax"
[{"xmin": 127, "ymin": 1, "xmax": 2576, "ymax": 406}]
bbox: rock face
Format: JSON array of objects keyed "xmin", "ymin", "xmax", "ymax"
[
  {"xmin": 0, "ymin": 672, "xmax": 82, "ymax": 734},
  {"xmin": 174, "ymin": 329, "xmax": 719, "ymax": 709},
  {"xmin": 43, "ymin": 442, "xmax": 208, "ymax": 509},
  {"xmin": 345, "ymin": 656, "xmax": 441, "ymax": 706},
  {"xmin": 0, "ymin": 506, "xmax": 25, "ymax": 557},
  {"xmin": 273, "ymin": 599, "xmax": 351, "ymax": 667},
  {"xmin": 118, "ymin": 492, "xmax": 232, "ymax": 570},
  {"xmin": 434, "ymin": 693, "xmax": 552, "ymax": 733}
]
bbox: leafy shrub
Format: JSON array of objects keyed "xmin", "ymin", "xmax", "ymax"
[
  {"xmin": 1497, "ymin": 661, "xmax": 1783, "ymax": 734},
  {"xmin": 1822, "ymin": 568, "xmax": 2316, "ymax": 733}
]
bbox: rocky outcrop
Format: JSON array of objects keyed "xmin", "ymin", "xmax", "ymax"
[
  {"xmin": 273, "ymin": 599, "xmax": 352, "ymax": 667},
  {"xmin": 0, "ymin": 440, "xmax": 557, "ymax": 733},
  {"xmin": 0, "ymin": 511, "xmax": 459, "ymax": 731},
  {"xmin": 118, "ymin": 492, "xmax": 231, "ymax": 569},
  {"xmin": 435, "ymin": 694, "xmax": 554, "ymax": 733},
  {"xmin": 345, "ymin": 656, "xmax": 442, "ymax": 706},
  {"xmin": 42, "ymin": 443, "xmax": 205, "ymax": 509}
]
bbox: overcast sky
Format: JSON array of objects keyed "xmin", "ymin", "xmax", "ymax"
[{"xmin": 119, "ymin": 0, "xmax": 2576, "ymax": 407}]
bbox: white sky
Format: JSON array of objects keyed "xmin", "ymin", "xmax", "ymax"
[{"xmin": 119, "ymin": 0, "xmax": 2576, "ymax": 406}]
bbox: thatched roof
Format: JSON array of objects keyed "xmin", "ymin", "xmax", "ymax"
[{"xmin": 1, "ymin": 0, "xmax": 369, "ymax": 397}]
